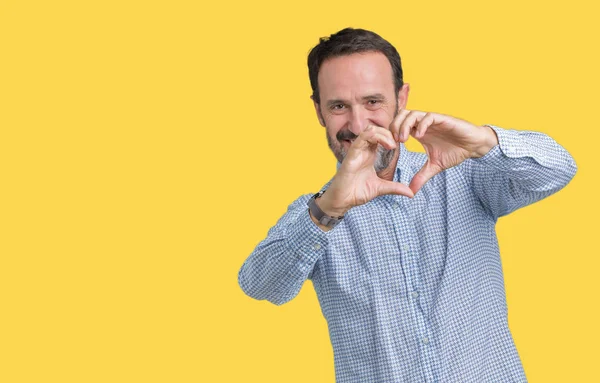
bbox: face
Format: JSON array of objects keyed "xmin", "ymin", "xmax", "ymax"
[{"xmin": 313, "ymin": 51, "xmax": 409, "ymax": 171}]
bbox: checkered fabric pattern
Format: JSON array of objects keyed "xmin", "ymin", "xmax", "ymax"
[{"xmin": 238, "ymin": 125, "xmax": 577, "ymax": 382}]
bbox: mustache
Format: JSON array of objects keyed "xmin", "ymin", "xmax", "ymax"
[{"xmin": 337, "ymin": 131, "xmax": 358, "ymax": 141}]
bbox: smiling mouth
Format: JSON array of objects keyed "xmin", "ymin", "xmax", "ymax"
[{"xmin": 343, "ymin": 139, "xmax": 356, "ymax": 145}]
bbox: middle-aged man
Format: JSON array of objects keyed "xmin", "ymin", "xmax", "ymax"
[{"xmin": 238, "ymin": 27, "xmax": 577, "ymax": 382}]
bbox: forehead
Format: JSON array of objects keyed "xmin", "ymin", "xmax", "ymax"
[{"xmin": 317, "ymin": 51, "xmax": 394, "ymax": 101}]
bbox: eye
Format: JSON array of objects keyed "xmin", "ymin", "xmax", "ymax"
[
  {"xmin": 368, "ymin": 99, "xmax": 382, "ymax": 106},
  {"xmin": 331, "ymin": 104, "xmax": 345, "ymax": 110}
]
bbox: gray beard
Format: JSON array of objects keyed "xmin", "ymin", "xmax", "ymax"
[
  {"xmin": 336, "ymin": 140, "xmax": 396, "ymax": 173},
  {"xmin": 373, "ymin": 144, "xmax": 396, "ymax": 172}
]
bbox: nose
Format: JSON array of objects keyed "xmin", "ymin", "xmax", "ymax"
[{"xmin": 348, "ymin": 105, "xmax": 372, "ymax": 136}]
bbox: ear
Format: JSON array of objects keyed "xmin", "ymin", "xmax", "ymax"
[
  {"xmin": 397, "ymin": 83, "xmax": 410, "ymax": 110},
  {"xmin": 311, "ymin": 95, "xmax": 326, "ymax": 127}
]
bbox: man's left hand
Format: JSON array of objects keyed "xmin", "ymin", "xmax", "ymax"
[{"xmin": 389, "ymin": 110, "xmax": 499, "ymax": 195}]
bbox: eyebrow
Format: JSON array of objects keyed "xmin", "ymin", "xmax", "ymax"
[{"xmin": 326, "ymin": 93, "xmax": 387, "ymax": 108}]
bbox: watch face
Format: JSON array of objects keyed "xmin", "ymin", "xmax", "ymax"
[{"xmin": 320, "ymin": 216, "xmax": 339, "ymax": 228}]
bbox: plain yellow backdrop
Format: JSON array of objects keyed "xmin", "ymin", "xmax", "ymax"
[{"xmin": 1, "ymin": 0, "xmax": 598, "ymax": 382}]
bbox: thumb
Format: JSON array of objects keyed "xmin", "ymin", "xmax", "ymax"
[
  {"xmin": 409, "ymin": 161, "xmax": 442, "ymax": 195},
  {"xmin": 377, "ymin": 180, "xmax": 415, "ymax": 198}
]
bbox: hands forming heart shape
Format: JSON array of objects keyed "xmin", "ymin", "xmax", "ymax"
[{"xmin": 317, "ymin": 110, "xmax": 499, "ymax": 217}]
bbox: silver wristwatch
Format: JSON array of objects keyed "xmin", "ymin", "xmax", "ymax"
[{"xmin": 307, "ymin": 189, "xmax": 344, "ymax": 228}]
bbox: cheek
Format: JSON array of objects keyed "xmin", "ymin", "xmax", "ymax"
[
  {"xmin": 325, "ymin": 119, "xmax": 345, "ymax": 137},
  {"xmin": 325, "ymin": 114, "xmax": 345, "ymax": 126},
  {"xmin": 326, "ymin": 128, "xmax": 340, "ymax": 144},
  {"xmin": 371, "ymin": 108, "xmax": 395, "ymax": 128}
]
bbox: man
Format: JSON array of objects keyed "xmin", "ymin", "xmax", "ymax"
[{"xmin": 237, "ymin": 28, "xmax": 577, "ymax": 382}]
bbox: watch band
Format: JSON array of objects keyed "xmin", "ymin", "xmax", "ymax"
[{"xmin": 307, "ymin": 189, "xmax": 344, "ymax": 228}]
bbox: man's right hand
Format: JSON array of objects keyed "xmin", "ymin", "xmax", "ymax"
[{"xmin": 317, "ymin": 125, "xmax": 415, "ymax": 217}]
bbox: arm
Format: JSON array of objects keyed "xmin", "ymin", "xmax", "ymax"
[
  {"xmin": 238, "ymin": 125, "xmax": 416, "ymax": 306},
  {"xmin": 237, "ymin": 193, "xmax": 331, "ymax": 306},
  {"xmin": 458, "ymin": 124, "xmax": 578, "ymax": 220}
]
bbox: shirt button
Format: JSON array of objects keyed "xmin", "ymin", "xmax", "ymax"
[
  {"xmin": 313, "ymin": 243, "xmax": 321, "ymax": 250},
  {"xmin": 411, "ymin": 291, "xmax": 419, "ymax": 298},
  {"xmin": 403, "ymin": 244, "xmax": 409, "ymax": 251},
  {"xmin": 392, "ymin": 203, "xmax": 400, "ymax": 209},
  {"xmin": 422, "ymin": 337, "xmax": 429, "ymax": 345}
]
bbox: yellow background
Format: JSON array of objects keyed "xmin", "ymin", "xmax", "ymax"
[{"xmin": 1, "ymin": 1, "xmax": 598, "ymax": 382}]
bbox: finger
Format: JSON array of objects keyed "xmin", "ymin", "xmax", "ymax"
[
  {"xmin": 415, "ymin": 112, "xmax": 435, "ymax": 138},
  {"xmin": 354, "ymin": 126, "xmax": 396, "ymax": 150},
  {"xmin": 362, "ymin": 124, "xmax": 396, "ymax": 144},
  {"xmin": 351, "ymin": 124, "xmax": 377, "ymax": 148},
  {"xmin": 377, "ymin": 180, "xmax": 415, "ymax": 199},
  {"xmin": 364, "ymin": 131, "xmax": 397, "ymax": 150},
  {"xmin": 399, "ymin": 111, "xmax": 425, "ymax": 142},
  {"xmin": 389, "ymin": 109, "xmax": 411, "ymax": 142},
  {"xmin": 376, "ymin": 124, "xmax": 396, "ymax": 143},
  {"xmin": 409, "ymin": 161, "xmax": 442, "ymax": 195},
  {"xmin": 370, "ymin": 125, "xmax": 396, "ymax": 148}
]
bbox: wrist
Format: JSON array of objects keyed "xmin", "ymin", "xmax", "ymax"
[
  {"xmin": 472, "ymin": 125, "xmax": 499, "ymax": 158},
  {"xmin": 316, "ymin": 192, "xmax": 349, "ymax": 217}
]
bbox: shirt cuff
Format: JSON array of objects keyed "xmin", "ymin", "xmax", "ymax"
[
  {"xmin": 285, "ymin": 201, "xmax": 330, "ymax": 270},
  {"xmin": 473, "ymin": 124, "xmax": 538, "ymax": 170}
]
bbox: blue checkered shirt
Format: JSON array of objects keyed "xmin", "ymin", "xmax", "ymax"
[{"xmin": 238, "ymin": 125, "xmax": 577, "ymax": 382}]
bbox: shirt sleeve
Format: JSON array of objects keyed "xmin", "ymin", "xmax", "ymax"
[
  {"xmin": 458, "ymin": 124, "xmax": 578, "ymax": 221},
  {"xmin": 237, "ymin": 193, "xmax": 331, "ymax": 306}
]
